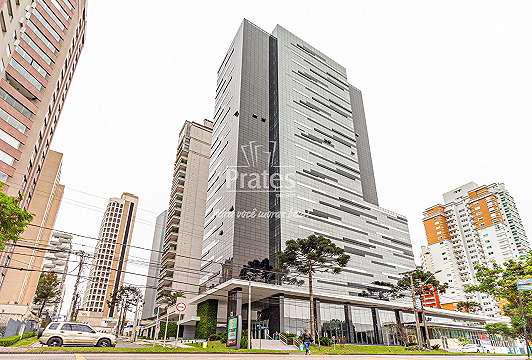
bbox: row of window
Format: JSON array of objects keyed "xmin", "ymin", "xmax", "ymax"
[
  {"xmin": 9, "ymin": 58, "xmax": 44, "ymax": 91},
  {"xmin": 0, "ymin": 87, "xmax": 32, "ymax": 118},
  {"xmin": 15, "ymin": 45, "xmax": 48, "ymax": 78}
]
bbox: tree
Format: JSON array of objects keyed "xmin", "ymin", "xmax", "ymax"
[
  {"xmin": 485, "ymin": 322, "xmax": 518, "ymax": 340},
  {"xmin": 389, "ymin": 267, "xmax": 448, "ymax": 302},
  {"xmin": 465, "ymin": 254, "xmax": 532, "ymax": 321},
  {"xmin": 277, "ymin": 234, "xmax": 350, "ymax": 340},
  {"xmin": 465, "ymin": 253, "xmax": 532, "ymax": 347},
  {"xmin": 159, "ymin": 289, "xmax": 185, "ymax": 308},
  {"xmin": 389, "ymin": 267, "xmax": 448, "ymax": 348},
  {"xmin": 456, "ymin": 301, "xmax": 481, "ymax": 313},
  {"xmin": 107, "ymin": 285, "xmax": 142, "ymax": 335},
  {"xmin": 0, "ymin": 184, "xmax": 33, "ymax": 250},
  {"xmin": 239, "ymin": 258, "xmax": 276, "ymax": 283},
  {"xmin": 359, "ymin": 281, "xmax": 395, "ymax": 301},
  {"xmin": 239, "ymin": 258, "xmax": 303, "ymax": 286},
  {"xmin": 33, "ymin": 273, "xmax": 61, "ymax": 317}
]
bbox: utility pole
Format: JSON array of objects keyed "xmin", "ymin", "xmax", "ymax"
[
  {"xmin": 69, "ymin": 250, "xmax": 86, "ymax": 321},
  {"xmin": 248, "ymin": 280, "xmax": 252, "ymax": 349},
  {"xmin": 409, "ymin": 273, "xmax": 423, "ymax": 349}
]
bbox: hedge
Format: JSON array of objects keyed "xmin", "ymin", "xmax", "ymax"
[{"xmin": 0, "ymin": 331, "xmax": 36, "ymax": 347}]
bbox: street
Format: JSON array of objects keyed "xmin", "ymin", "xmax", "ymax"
[{"xmin": 0, "ymin": 355, "xmax": 527, "ymax": 360}]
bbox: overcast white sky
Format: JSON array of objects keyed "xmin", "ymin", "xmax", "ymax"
[{"xmin": 54, "ymin": 0, "xmax": 532, "ymax": 316}]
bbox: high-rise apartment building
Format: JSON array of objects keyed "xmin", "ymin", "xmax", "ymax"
[
  {"xmin": 0, "ymin": 0, "xmax": 86, "ymax": 316},
  {"xmin": 78, "ymin": 192, "xmax": 138, "ymax": 329},
  {"xmin": 0, "ymin": 0, "xmax": 86, "ymax": 204},
  {"xmin": 422, "ymin": 182, "xmax": 529, "ymax": 316},
  {"xmin": 38, "ymin": 231, "xmax": 72, "ymax": 319},
  {"xmin": 201, "ymin": 20, "xmax": 414, "ymax": 296},
  {"xmin": 0, "ymin": 149, "xmax": 63, "ymax": 317},
  {"xmin": 157, "ymin": 120, "xmax": 212, "ymax": 337},
  {"xmin": 141, "ymin": 210, "xmax": 166, "ymax": 320}
]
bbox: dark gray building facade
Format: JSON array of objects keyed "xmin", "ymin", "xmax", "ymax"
[{"xmin": 201, "ymin": 20, "xmax": 414, "ymax": 297}]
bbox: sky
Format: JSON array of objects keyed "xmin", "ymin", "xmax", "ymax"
[{"xmin": 53, "ymin": 0, "xmax": 532, "ymax": 317}]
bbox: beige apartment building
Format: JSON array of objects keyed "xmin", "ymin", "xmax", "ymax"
[
  {"xmin": 0, "ymin": 0, "xmax": 86, "ymax": 316},
  {"xmin": 155, "ymin": 120, "xmax": 212, "ymax": 338},
  {"xmin": 77, "ymin": 193, "xmax": 138, "ymax": 330},
  {"xmin": 0, "ymin": 150, "xmax": 64, "ymax": 317}
]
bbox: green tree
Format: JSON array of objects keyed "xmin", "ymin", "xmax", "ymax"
[
  {"xmin": 0, "ymin": 184, "xmax": 33, "ymax": 250},
  {"xmin": 456, "ymin": 301, "xmax": 481, "ymax": 313},
  {"xmin": 389, "ymin": 267, "xmax": 448, "ymax": 302},
  {"xmin": 465, "ymin": 253, "xmax": 532, "ymax": 346},
  {"xmin": 485, "ymin": 322, "xmax": 518, "ymax": 339},
  {"xmin": 159, "ymin": 289, "xmax": 185, "ymax": 308},
  {"xmin": 277, "ymin": 234, "xmax": 350, "ymax": 340},
  {"xmin": 107, "ymin": 285, "xmax": 142, "ymax": 335},
  {"xmin": 33, "ymin": 272, "xmax": 61, "ymax": 317}
]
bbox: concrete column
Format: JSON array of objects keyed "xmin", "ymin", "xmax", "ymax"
[
  {"xmin": 228, "ymin": 287, "xmax": 243, "ymax": 317},
  {"xmin": 371, "ymin": 308, "xmax": 382, "ymax": 344},
  {"xmin": 270, "ymin": 295, "xmax": 284, "ymax": 334},
  {"xmin": 344, "ymin": 304, "xmax": 354, "ymax": 344}
]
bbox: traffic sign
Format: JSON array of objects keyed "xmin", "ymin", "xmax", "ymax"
[{"xmin": 176, "ymin": 302, "xmax": 187, "ymax": 313}]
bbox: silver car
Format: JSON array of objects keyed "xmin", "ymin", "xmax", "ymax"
[{"xmin": 39, "ymin": 322, "xmax": 116, "ymax": 347}]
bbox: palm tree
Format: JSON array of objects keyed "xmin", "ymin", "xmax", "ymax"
[
  {"xmin": 277, "ymin": 234, "xmax": 350, "ymax": 341},
  {"xmin": 456, "ymin": 301, "xmax": 481, "ymax": 313}
]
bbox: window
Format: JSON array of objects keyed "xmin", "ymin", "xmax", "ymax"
[
  {"xmin": 26, "ymin": 21, "xmax": 57, "ymax": 53},
  {"xmin": 0, "ymin": 107, "xmax": 27, "ymax": 134},
  {"xmin": 0, "ymin": 87, "xmax": 32, "ymax": 117},
  {"xmin": 0, "ymin": 171, "xmax": 7, "ymax": 183},
  {"xmin": 15, "ymin": 46, "xmax": 48, "ymax": 78},
  {"xmin": 47, "ymin": 322, "xmax": 60, "ymax": 330},
  {"xmin": 0, "ymin": 149, "xmax": 15, "ymax": 165},
  {"xmin": 61, "ymin": 323, "xmax": 73, "ymax": 331},
  {"xmin": 32, "ymin": 9, "xmax": 61, "ymax": 42},
  {"xmin": 71, "ymin": 324, "xmax": 95, "ymax": 333},
  {"xmin": 9, "ymin": 58, "xmax": 44, "ymax": 91},
  {"xmin": 0, "ymin": 129, "xmax": 21, "ymax": 148},
  {"xmin": 37, "ymin": 0, "xmax": 65, "ymax": 30},
  {"xmin": 21, "ymin": 33, "xmax": 53, "ymax": 65},
  {"xmin": 50, "ymin": 0, "xmax": 70, "ymax": 20}
]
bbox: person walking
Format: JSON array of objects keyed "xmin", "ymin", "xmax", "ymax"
[{"xmin": 302, "ymin": 329, "xmax": 312, "ymax": 355}]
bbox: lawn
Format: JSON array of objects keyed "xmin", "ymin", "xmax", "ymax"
[
  {"xmin": 28, "ymin": 341, "xmax": 516, "ymax": 355},
  {"xmin": 10, "ymin": 336, "xmax": 38, "ymax": 347},
  {"xmin": 29, "ymin": 341, "xmax": 289, "ymax": 354}
]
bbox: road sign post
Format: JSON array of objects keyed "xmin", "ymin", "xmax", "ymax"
[{"xmin": 175, "ymin": 302, "xmax": 187, "ymax": 346}]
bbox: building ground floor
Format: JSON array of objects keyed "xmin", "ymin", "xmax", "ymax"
[{"xmin": 180, "ymin": 279, "xmax": 524, "ymax": 354}]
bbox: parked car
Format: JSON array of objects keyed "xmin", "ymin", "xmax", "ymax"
[
  {"xmin": 38, "ymin": 322, "xmax": 116, "ymax": 347},
  {"xmin": 461, "ymin": 343, "xmax": 491, "ymax": 353}
]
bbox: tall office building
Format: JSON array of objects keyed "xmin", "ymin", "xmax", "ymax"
[
  {"xmin": 78, "ymin": 192, "xmax": 138, "ymax": 329},
  {"xmin": 141, "ymin": 210, "xmax": 166, "ymax": 320},
  {"xmin": 157, "ymin": 120, "xmax": 212, "ymax": 337},
  {"xmin": 0, "ymin": 0, "xmax": 86, "ymax": 313},
  {"xmin": 0, "ymin": 149, "xmax": 64, "ymax": 319},
  {"xmin": 422, "ymin": 182, "xmax": 529, "ymax": 316},
  {"xmin": 201, "ymin": 20, "xmax": 414, "ymax": 296},
  {"xmin": 38, "ymin": 231, "xmax": 72, "ymax": 319}
]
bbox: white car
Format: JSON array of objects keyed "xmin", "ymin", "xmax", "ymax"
[
  {"xmin": 38, "ymin": 322, "xmax": 116, "ymax": 347},
  {"xmin": 461, "ymin": 343, "xmax": 491, "ymax": 353}
]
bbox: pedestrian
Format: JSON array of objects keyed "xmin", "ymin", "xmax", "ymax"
[{"xmin": 302, "ymin": 329, "xmax": 312, "ymax": 355}]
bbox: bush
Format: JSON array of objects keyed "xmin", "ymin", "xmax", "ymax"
[
  {"xmin": 281, "ymin": 332, "xmax": 297, "ymax": 339},
  {"xmin": 0, "ymin": 331, "xmax": 35, "ymax": 347},
  {"xmin": 317, "ymin": 336, "xmax": 333, "ymax": 346},
  {"xmin": 208, "ymin": 331, "xmax": 227, "ymax": 343}
]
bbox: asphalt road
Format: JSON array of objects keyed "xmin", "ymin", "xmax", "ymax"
[{"xmin": 0, "ymin": 355, "xmax": 527, "ymax": 360}]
